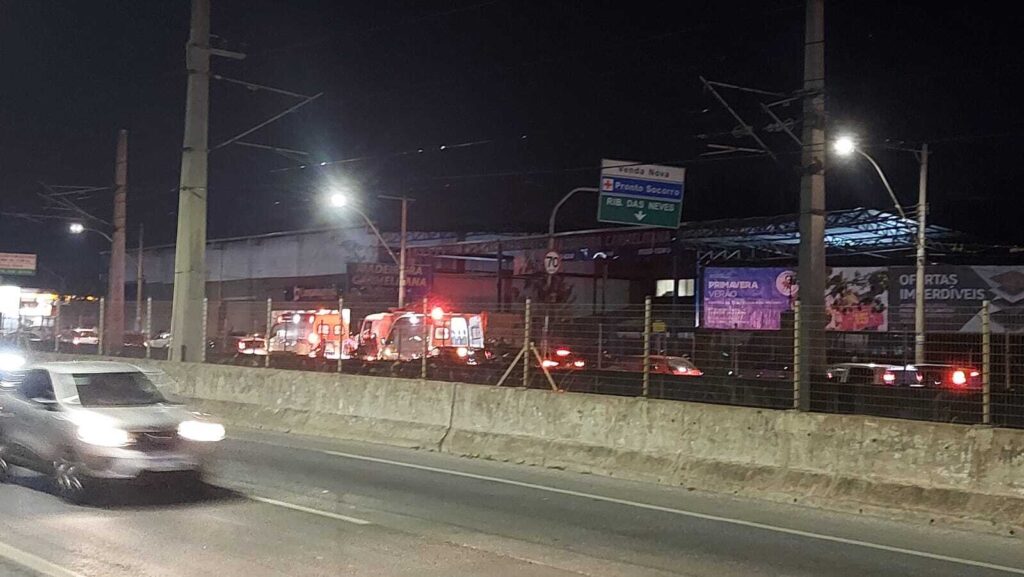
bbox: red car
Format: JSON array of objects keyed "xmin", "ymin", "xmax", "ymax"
[{"xmin": 539, "ymin": 347, "xmax": 587, "ymax": 370}]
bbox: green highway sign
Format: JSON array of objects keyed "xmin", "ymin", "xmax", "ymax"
[
  {"xmin": 598, "ymin": 194, "xmax": 681, "ymax": 228},
  {"xmin": 597, "ymin": 159, "xmax": 685, "ymax": 229}
]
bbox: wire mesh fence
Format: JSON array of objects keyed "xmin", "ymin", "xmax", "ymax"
[{"xmin": 14, "ymin": 296, "xmax": 1024, "ymax": 430}]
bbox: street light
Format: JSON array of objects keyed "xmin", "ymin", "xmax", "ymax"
[
  {"xmin": 328, "ymin": 192, "xmax": 348, "ymax": 208},
  {"xmin": 833, "ymin": 136, "xmax": 930, "ymax": 365},
  {"xmin": 326, "ymin": 190, "xmax": 412, "ymax": 308},
  {"xmin": 832, "ymin": 136, "xmax": 905, "ymax": 219},
  {"xmin": 68, "ymin": 222, "xmax": 113, "ymax": 243}
]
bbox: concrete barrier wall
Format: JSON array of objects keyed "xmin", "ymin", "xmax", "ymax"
[{"xmin": 31, "ymin": 353, "xmax": 1024, "ymax": 530}]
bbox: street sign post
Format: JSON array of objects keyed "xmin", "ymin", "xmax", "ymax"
[
  {"xmin": 544, "ymin": 251, "xmax": 561, "ymax": 275},
  {"xmin": 597, "ymin": 159, "xmax": 685, "ymax": 229}
]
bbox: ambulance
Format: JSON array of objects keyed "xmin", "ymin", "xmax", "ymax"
[{"xmin": 357, "ymin": 306, "xmax": 486, "ymax": 362}]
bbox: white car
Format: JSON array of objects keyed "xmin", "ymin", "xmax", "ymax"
[
  {"xmin": 0, "ymin": 361, "xmax": 224, "ymax": 503},
  {"xmin": 60, "ymin": 328, "xmax": 99, "ymax": 346},
  {"xmin": 145, "ymin": 331, "xmax": 172, "ymax": 349}
]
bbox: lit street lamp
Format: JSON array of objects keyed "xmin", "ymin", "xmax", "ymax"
[
  {"xmin": 833, "ymin": 136, "xmax": 930, "ymax": 364},
  {"xmin": 68, "ymin": 222, "xmax": 113, "ymax": 243},
  {"xmin": 327, "ymin": 190, "xmax": 412, "ymax": 308}
]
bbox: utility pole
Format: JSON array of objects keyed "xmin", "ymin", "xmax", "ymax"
[
  {"xmin": 135, "ymin": 223, "xmax": 145, "ymax": 333},
  {"xmin": 170, "ymin": 0, "xmax": 211, "ymax": 361},
  {"xmin": 914, "ymin": 144, "xmax": 929, "ymax": 365},
  {"xmin": 379, "ymin": 195, "xmax": 414, "ymax": 308},
  {"xmin": 796, "ymin": 0, "xmax": 826, "ymax": 411},
  {"xmin": 399, "ymin": 197, "xmax": 408, "ymax": 308},
  {"xmin": 105, "ymin": 129, "xmax": 128, "ymax": 355}
]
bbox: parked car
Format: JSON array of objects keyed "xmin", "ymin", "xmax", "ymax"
[
  {"xmin": 0, "ymin": 361, "xmax": 225, "ymax": 503},
  {"xmin": 885, "ymin": 363, "xmax": 982, "ymax": 391},
  {"xmin": 123, "ymin": 331, "xmax": 147, "ymax": 348},
  {"xmin": 539, "ymin": 346, "xmax": 587, "ymax": 370},
  {"xmin": 826, "ymin": 362, "xmax": 900, "ymax": 385},
  {"xmin": 58, "ymin": 328, "xmax": 100, "ymax": 346},
  {"xmin": 145, "ymin": 331, "xmax": 172, "ymax": 349},
  {"xmin": 605, "ymin": 354, "xmax": 703, "ymax": 376}
]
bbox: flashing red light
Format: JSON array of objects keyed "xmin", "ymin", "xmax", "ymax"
[
  {"xmin": 430, "ymin": 306, "xmax": 445, "ymax": 321},
  {"xmin": 555, "ymin": 348, "xmax": 571, "ymax": 357},
  {"xmin": 573, "ymin": 360, "xmax": 586, "ymax": 368},
  {"xmin": 883, "ymin": 372, "xmax": 896, "ymax": 384},
  {"xmin": 951, "ymin": 370, "xmax": 967, "ymax": 386}
]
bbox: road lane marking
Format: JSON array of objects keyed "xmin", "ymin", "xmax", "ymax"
[
  {"xmin": 0, "ymin": 540, "xmax": 87, "ymax": 577},
  {"xmin": 248, "ymin": 495, "xmax": 372, "ymax": 525},
  {"xmin": 320, "ymin": 449, "xmax": 1024, "ymax": 575}
]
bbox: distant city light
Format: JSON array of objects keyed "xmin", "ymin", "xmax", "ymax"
[
  {"xmin": 68, "ymin": 222, "xmax": 85, "ymax": 234},
  {"xmin": 833, "ymin": 136, "xmax": 856, "ymax": 157}
]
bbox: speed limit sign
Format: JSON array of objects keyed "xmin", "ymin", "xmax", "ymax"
[{"xmin": 544, "ymin": 251, "xmax": 561, "ymax": 275}]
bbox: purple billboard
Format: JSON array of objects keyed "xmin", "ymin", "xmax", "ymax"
[{"xmin": 703, "ymin": 268, "xmax": 797, "ymax": 330}]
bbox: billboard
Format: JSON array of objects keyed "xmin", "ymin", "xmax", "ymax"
[
  {"xmin": 824, "ymin": 267, "xmax": 889, "ymax": 332},
  {"xmin": 889, "ymin": 266, "xmax": 1024, "ymax": 333},
  {"xmin": 702, "ymin": 267, "xmax": 889, "ymax": 331},
  {"xmin": 702, "ymin": 268, "xmax": 797, "ymax": 330},
  {"xmin": 347, "ymin": 262, "xmax": 431, "ymax": 302}
]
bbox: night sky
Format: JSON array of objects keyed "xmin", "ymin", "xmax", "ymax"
[{"xmin": 1, "ymin": 1, "xmax": 1021, "ymax": 291}]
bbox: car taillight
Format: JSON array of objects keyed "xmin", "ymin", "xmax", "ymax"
[
  {"xmin": 951, "ymin": 370, "xmax": 967, "ymax": 386},
  {"xmin": 883, "ymin": 372, "xmax": 896, "ymax": 384},
  {"xmin": 573, "ymin": 360, "xmax": 585, "ymax": 368},
  {"xmin": 238, "ymin": 341, "xmax": 246, "ymax": 350},
  {"xmin": 555, "ymin": 348, "xmax": 571, "ymax": 357},
  {"xmin": 970, "ymin": 370, "xmax": 980, "ymax": 378},
  {"xmin": 541, "ymin": 359, "xmax": 559, "ymax": 368}
]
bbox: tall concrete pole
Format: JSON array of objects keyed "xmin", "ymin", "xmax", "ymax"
[
  {"xmin": 170, "ymin": 0, "xmax": 210, "ymax": 361},
  {"xmin": 105, "ymin": 129, "xmax": 128, "ymax": 355},
  {"xmin": 914, "ymin": 144, "xmax": 929, "ymax": 365},
  {"xmin": 135, "ymin": 223, "xmax": 144, "ymax": 332},
  {"xmin": 796, "ymin": 0, "xmax": 826, "ymax": 411},
  {"xmin": 398, "ymin": 197, "xmax": 408, "ymax": 308}
]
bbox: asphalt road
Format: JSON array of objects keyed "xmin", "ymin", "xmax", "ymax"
[{"xmin": 1, "ymin": 428, "xmax": 1023, "ymax": 577}]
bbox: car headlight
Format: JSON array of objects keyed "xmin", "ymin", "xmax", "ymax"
[
  {"xmin": 178, "ymin": 420, "xmax": 225, "ymax": 442},
  {"xmin": 0, "ymin": 352, "xmax": 25, "ymax": 372},
  {"xmin": 77, "ymin": 424, "xmax": 132, "ymax": 447}
]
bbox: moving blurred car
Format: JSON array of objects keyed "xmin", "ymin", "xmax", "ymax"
[{"xmin": 0, "ymin": 361, "xmax": 224, "ymax": 503}]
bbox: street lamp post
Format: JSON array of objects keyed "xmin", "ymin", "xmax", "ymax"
[
  {"xmin": 328, "ymin": 192, "xmax": 408, "ymax": 307},
  {"xmin": 542, "ymin": 187, "xmax": 599, "ymax": 354},
  {"xmin": 834, "ymin": 137, "xmax": 929, "ymax": 364},
  {"xmin": 380, "ymin": 195, "xmax": 414, "ymax": 308}
]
